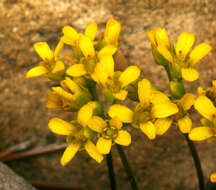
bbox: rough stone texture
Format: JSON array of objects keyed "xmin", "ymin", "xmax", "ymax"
[
  {"xmin": 1, "ymin": 0, "xmax": 216, "ymax": 190},
  {"xmin": 0, "ymin": 162, "xmax": 36, "ymax": 190}
]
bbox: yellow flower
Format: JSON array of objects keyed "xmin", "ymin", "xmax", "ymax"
[
  {"xmin": 210, "ymin": 172, "xmax": 216, "ymax": 183},
  {"xmin": 88, "ymin": 116, "xmax": 131, "ymax": 154},
  {"xmin": 66, "ymin": 40, "xmax": 117, "ymax": 77},
  {"xmin": 147, "ymin": 28, "xmax": 173, "ymax": 66},
  {"xmin": 26, "ymin": 41, "xmax": 65, "ymax": 80},
  {"xmin": 92, "ymin": 55, "xmax": 140, "ymax": 101},
  {"xmin": 149, "ymin": 30, "xmax": 212, "ymax": 82},
  {"xmin": 109, "ymin": 79, "xmax": 178, "ymax": 139},
  {"xmin": 147, "ymin": 28, "xmax": 170, "ymax": 48},
  {"xmin": 62, "ymin": 22, "xmax": 97, "ymax": 46},
  {"xmin": 103, "ymin": 18, "xmax": 121, "ymax": 46},
  {"xmin": 48, "ymin": 102, "xmax": 103, "ymax": 166},
  {"xmin": 189, "ymin": 95, "xmax": 216, "ymax": 141},
  {"xmin": 197, "ymin": 80, "xmax": 216, "ymax": 104},
  {"xmin": 46, "ymin": 77, "xmax": 92, "ymax": 112},
  {"xmin": 176, "ymin": 32, "xmax": 211, "ymax": 82},
  {"xmin": 155, "ymin": 93, "xmax": 195, "ymax": 135}
]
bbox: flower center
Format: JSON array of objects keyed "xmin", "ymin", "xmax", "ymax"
[{"xmin": 102, "ymin": 126, "xmax": 118, "ymax": 139}]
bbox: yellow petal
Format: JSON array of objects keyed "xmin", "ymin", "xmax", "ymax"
[
  {"xmin": 189, "ymin": 43, "xmax": 212, "ymax": 65},
  {"xmin": 93, "ymin": 63, "xmax": 108, "ymax": 85},
  {"xmin": 138, "ymin": 79, "xmax": 151, "ymax": 105},
  {"xmin": 104, "ymin": 18, "xmax": 121, "ymax": 45},
  {"xmin": 34, "ymin": 42, "xmax": 54, "ymax": 61},
  {"xmin": 79, "ymin": 35, "xmax": 95, "ymax": 58},
  {"xmin": 181, "ymin": 68, "xmax": 199, "ymax": 82},
  {"xmin": 60, "ymin": 142, "xmax": 81, "ymax": 166},
  {"xmin": 51, "ymin": 60, "xmax": 65, "ymax": 74},
  {"xmin": 210, "ymin": 172, "xmax": 216, "ymax": 183},
  {"xmin": 63, "ymin": 77, "xmax": 81, "ymax": 94},
  {"xmin": 178, "ymin": 93, "xmax": 195, "ymax": 111},
  {"xmin": 54, "ymin": 40, "xmax": 64, "ymax": 57},
  {"xmin": 155, "ymin": 28, "xmax": 170, "ymax": 47},
  {"xmin": 140, "ymin": 121, "xmax": 156, "ymax": 140},
  {"xmin": 147, "ymin": 29, "xmax": 157, "ymax": 46},
  {"xmin": 114, "ymin": 130, "xmax": 131, "ymax": 146},
  {"xmin": 26, "ymin": 66, "xmax": 48, "ymax": 78},
  {"xmin": 96, "ymin": 137, "xmax": 112, "ymax": 154},
  {"xmin": 176, "ymin": 32, "xmax": 195, "ymax": 57},
  {"xmin": 52, "ymin": 86, "xmax": 74, "ymax": 101},
  {"xmin": 108, "ymin": 104, "xmax": 134, "ymax": 123},
  {"xmin": 46, "ymin": 92, "xmax": 62, "ymax": 109},
  {"xmin": 99, "ymin": 55, "xmax": 114, "ymax": 79},
  {"xmin": 78, "ymin": 103, "xmax": 94, "ymax": 127},
  {"xmin": 66, "ymin": 64, "xmax": 87, "ymax": 77},
  {"xmin": 84, "ymin": 140, "xmax": 103, "ymax": 163},
  {"xmin": 110, "ymin": 117, "xmax": 122, "ymax": 129},
  {"xmin": 48, "ymin": 117, "xmax": 77, "ymax": 135},
  {"xmin": 177, "ymin": 116, "xmax": 192, "ymax": 133},
  {"xmin": 155, "ymin": 118, "xmax": 173, "ymax": 135},
  {"xmin": 87, "ymin": 116, "xmax": 106, "ymax": 133},
  {"xmin": 98, "ymin": 45, "xmax": 117, "ymax": 59},
  {"xmin": 189, "ymin": 126, "xmax": 214, "ymax": 141},
  {"xmin": 152, "ymin": 102, "xmax": 178, "ymax": 118},
  {"xmin": 194, "ymin": 95, "xmax": 216, "ymax": 121},
  {"xmin": 119, "ymin": 66, "xmax": 140, "ymax": 88},
  {"xmin": 113, "ymin": 90, "xmax": 128, "ymax": 101},
  {"xmin": 157, "ymin": 45, "xmax": 173, "ymax": 62},
  {"xmin": 85, "ymin": 22, "xmax": 97, "ymax": 41},
  {"xmin": 151, "ymin": 91, "xmax": 170, "ymax": 104},
  {"xmin": 62, "ymin": 26, "xmax": 79, "ymax": 46}
]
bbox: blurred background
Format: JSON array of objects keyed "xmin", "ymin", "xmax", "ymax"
[{"xmin": 0, "ymin": 0, "xmax": 216, "ymax": 189}]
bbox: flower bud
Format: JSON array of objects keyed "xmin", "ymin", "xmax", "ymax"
[
  {"xmin": 127, "ymin": 83, "xmax": 139, "ymax": 102},
  {"xmin": 169, "ymin": 81, "xmax": 185, "ymax": 99},
  {"xmin": 102, "ymin": 88, "xmax": 115, "ymax": 103},
  {"xmin": 104, "ymin": 18, "xmax": 121, "ymax": 46}
]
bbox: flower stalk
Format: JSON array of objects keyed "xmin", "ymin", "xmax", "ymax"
[
  {"xmin": 116, "ymin": 144, "xmax": 139, "ymax": 190},
  {"xmin": 164, "ymin": 64, "xmax": 205, "ymax": 190},
  {"xmin": 184, "ymin": 134, "xmax": 205, "ymax": 190},
  {"xmin": 106, "ymin": 152, "xmax": 117, "ymax": 190}
]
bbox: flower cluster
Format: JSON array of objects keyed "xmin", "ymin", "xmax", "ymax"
[
  {"xmin": 26, "ymin": 18, "xmax": 215, "ymax": 183},
  {"xmin": 148, "ymin": 28, "xmax": 212, "ymax": 82}
]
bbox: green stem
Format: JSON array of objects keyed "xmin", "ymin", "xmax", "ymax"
[
  {"xmin": 88, "ymin": 80, "xmax": 98, "ymax": 100},
  {"xmin": 164, "ymin": 65, "xmax": 205, "ymax": 190},
  {"xmin": 106, "ymin": 152, "xmax": 117, "ymax": 190},
  {"xmin": 184, "ymin": 134, "xmax": 205, "ymax": 190},
  {"xmin": 89, "ymin": 80, "xmax": 117, "ymax": 189},
  {"xmin": 164, "ymin": 64, "xmax": 172, "ymax": 81},
  {"xmin": 116, "ymin": 144, "xmax": 139, "ymax": 190}
]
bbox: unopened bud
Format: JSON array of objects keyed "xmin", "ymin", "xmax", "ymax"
[{"xmin": 169, "ymin": 81, "xmax": 185, "ymax": 99}]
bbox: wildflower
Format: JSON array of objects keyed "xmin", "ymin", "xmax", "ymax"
[
  {"xmin": 189, "ymin": 95, "xmax": 216, "ymax": 141},
  {"xmin": 147, "ymin": 28, "xmax": 170, "ymax": 48},
  {"xmin": 46, "ymin": 77, "xmax": 92, "ymax": 111},
  {"xmin": 197, "ymin": 80, "xmax": 216, "ymax": 105},
  {"xmin": 103, "ymin": 18, "xmax": 121, "ymax": 46},
  {"xmin": 155, "ymin": 93, "xmax": 195, "ymax": 135},
  {"xmin": 210, "ymin": 172, "xmax": 216, "ymax": 183},
  {"xmin": 108, "ymin": 79, "xmax": 178, "ymax": 139},
  {"xmin": 26, "ymin": 40, "xmax": 65, "ymax": 80},
  {"xmin": 87, "ymin": 116, "xmax": 131, "ymax": 154},
  {"xmin": 66, "ymin": 35, "xmax": 117, "ymax": 78},
  {"xmin": 62, "ymin": 22, "xmax": 97, "ymax": 47},
  {"xmin": 92, "ymin": 55, "xmax": 140, "ymax": 101},
  {"xmin": 147, "ymin": 28, "xmax": 173, "ymax": 66},
  {"xmin": 48, "ymin": 101, "xmax": 103, "ymax": 166},
  {"xmin": 156, "ymin": 31, "xmax": 212, "ymax": 82}
]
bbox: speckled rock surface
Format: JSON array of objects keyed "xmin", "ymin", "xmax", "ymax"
[
  {"xmin": 1, "ymin": 0, "xmax": 216, "ymax": 190},
  {"xmin": 0, "ymin": 162, "xmax": 36, "ymax": 190}
]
